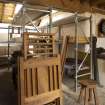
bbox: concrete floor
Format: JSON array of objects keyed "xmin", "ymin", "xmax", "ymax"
[
  {"xmin": 0, "ymin": 68, "xmax": 17, "ymax": 105},
  {"xmin": 0, "ymin": 68, "xmax": 105, "ymax": 105},
  {"xmin": 63, "ymin": 76, "xmax": 105, "ymax": 105}
]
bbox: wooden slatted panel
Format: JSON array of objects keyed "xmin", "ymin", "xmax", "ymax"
[
  {"xmin": 56, "ymin": 65, "xmax": 60, "ymax": 89},
  {"xmin": 37, "ymin": 66, "xmax": 49, "ymax": 94},
  {"xmin": 54, "ymin": 65, "xmax": 58, "ymax": 90},
  {"xmin": 49, "ymin": 66, "xmax": 54, "ymax": 91},
  {"xmin": 27, "ymin": 68, "xmax": 32, "ymax": 97},
  {"xmin": 24, "ymin": 69, "xmax": 27, "ymax": 97},
  {"xmin": 31, "ymin": 68, "xmax": 36, "ymax": 96},
  {"xmin": 23, "ymin": 32, "xmax": 54, "ymax": 59},
  {"xmin": 52, "ymin": 66, "xmax": 55, "ymax": 90},
  {"xmin": 18, "ymin": 55, "xmax": 62, "ymax": 105}
]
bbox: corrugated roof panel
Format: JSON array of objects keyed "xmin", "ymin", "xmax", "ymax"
[{"xmin": 2, "ymin": 3, "xmax": 15, "ymax": 23}]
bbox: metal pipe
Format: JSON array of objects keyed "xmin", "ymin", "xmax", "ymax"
[
  {"xmin": 58, "ymin": 26, "xmax": 62, "ymax": 53},
  {"xmin": 26, "ymin": 7, "xmax": 50, "ymax": 13},
  {"xmin": 77, "ymin": 73, "xmax": 91, "ymax": 78},
  {"xmin": 0, "ymin": 26, "xmax": 36, "ymax": 31},
  {"xmin": 75, "ymin": 13, "xmax": 78, "ymax": 92},
  {"xmin": 78, "ymin": 49, "xmax": 90, "ymax": 72},
  {"xmin": 24, "ymin": 12, "xmax": 40, "ymax": 32},
  {"xmin": 49, "ymin": 8, "xmax": 53, "ymax": 33},
  {"xmin": 22, "ymin": 6, "xmax": 25, "ymax": 33},
  {"xmin": 90, "ymin": 15, "xmax": 93, "ymax": 79}
]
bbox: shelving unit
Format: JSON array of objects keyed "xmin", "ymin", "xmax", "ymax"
[
  {"xmin": 56, "ymin": 14, "xmax": 93, "ymax": 92},
  {"xmin": 72, "ymin": 14, "xmax": 92, "ymax": 92}
]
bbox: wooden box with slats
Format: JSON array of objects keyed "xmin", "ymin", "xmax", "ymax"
[{"xmin": 23, "ymin": 32, "xmax": 54, "ymax": 59}]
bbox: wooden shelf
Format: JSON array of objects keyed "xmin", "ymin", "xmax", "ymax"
[
  {"xmin": 29, "ymin": 38, "xmax": 53, "ymax": 40},
  {"xmin": 29, "ymin": 43, "xmax": 52, "ymax": 45},
  {"xmin": 23, "ymin": 32, "xmax": 54, "ymax": 59},
  {"xmin": 29, "ymin": 48, "xmax": 53, "ymax": 50},
  {"xmin": 25, "ymin": 32, "xmax": 55, "ymax": 36},
  {"xmin": 27, "ymin": 53, "xmax": 53, "ymax": 56}
]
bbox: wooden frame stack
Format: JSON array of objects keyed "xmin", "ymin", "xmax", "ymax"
[{"xmin": 23, "ymin": 32, "xmax": 54, "ymax": 59}]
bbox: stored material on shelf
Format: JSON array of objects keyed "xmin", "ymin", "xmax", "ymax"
[{"xmin": 23, "ymin": 32, "xmax": 54, "ymax": 59}]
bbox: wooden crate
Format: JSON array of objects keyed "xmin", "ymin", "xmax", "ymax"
[
  {"xmin": 18, "ymin": 55, "xmax": 63, "ymax": 105},
  {"xmin": 23, "ymin": 32, "xmax": 54, "ymax": 59}
]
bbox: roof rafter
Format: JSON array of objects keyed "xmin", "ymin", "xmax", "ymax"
[{"xmin": 1, "ymin": 3, "xmax": 5, "ymax": 23}]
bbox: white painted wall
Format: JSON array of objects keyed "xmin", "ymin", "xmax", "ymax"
[
  {"xmin": 93, "ymin": 13, "xmax": 105, "ymax": 49},
  {"xmin": 0, "ymin": 23, "xmax": 10, "ymax": 42},
  {"xmin": 0, "ymin": 29, "xmax": 8, "ymax": 42},
  {"xmin": 98, "ymin": 59, "xmax": 105, "ymax": 87},
  {"xmin": 97, "ymin": 38, "xmax": 105, "ymax": 48},
  {"xmin": 50, "ymin": 12, "xmax": 105, "ymax": 55}
]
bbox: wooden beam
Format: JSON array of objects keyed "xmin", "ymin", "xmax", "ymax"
[
  {"xmin": 92, "ymin": 7, "xmax": 105, "ymax": 15},
  {"xmin": 24, "ymin": 0, "xmax": 90, "ymax": 13},
  {"xmin": 90, "ymin": 0, "xmax": 105, "ymax": 5},
  {"xmin": 1, "ymin": 0, "xmax": 105, "ymax": 15},
  {"xmin": 2, "ymin": 0, "xmax": 91, "ymax": 13}
]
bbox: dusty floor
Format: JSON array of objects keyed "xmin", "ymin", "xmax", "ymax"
[
  {"xmin": 0, "ymin": 68, "xmax": 105, "ymax": 105},
  {"xmin": 63, "ymin": 76, "xmax": 105, "ymax": 105}
]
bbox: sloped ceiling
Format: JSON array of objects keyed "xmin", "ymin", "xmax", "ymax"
[
  {"xmin": 0, "ymin": 0, "xmax": 105, "ymax": 24},
  {"xmin": 4, "ymin": 0, "xmax": 105, "ymax": 13}
]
